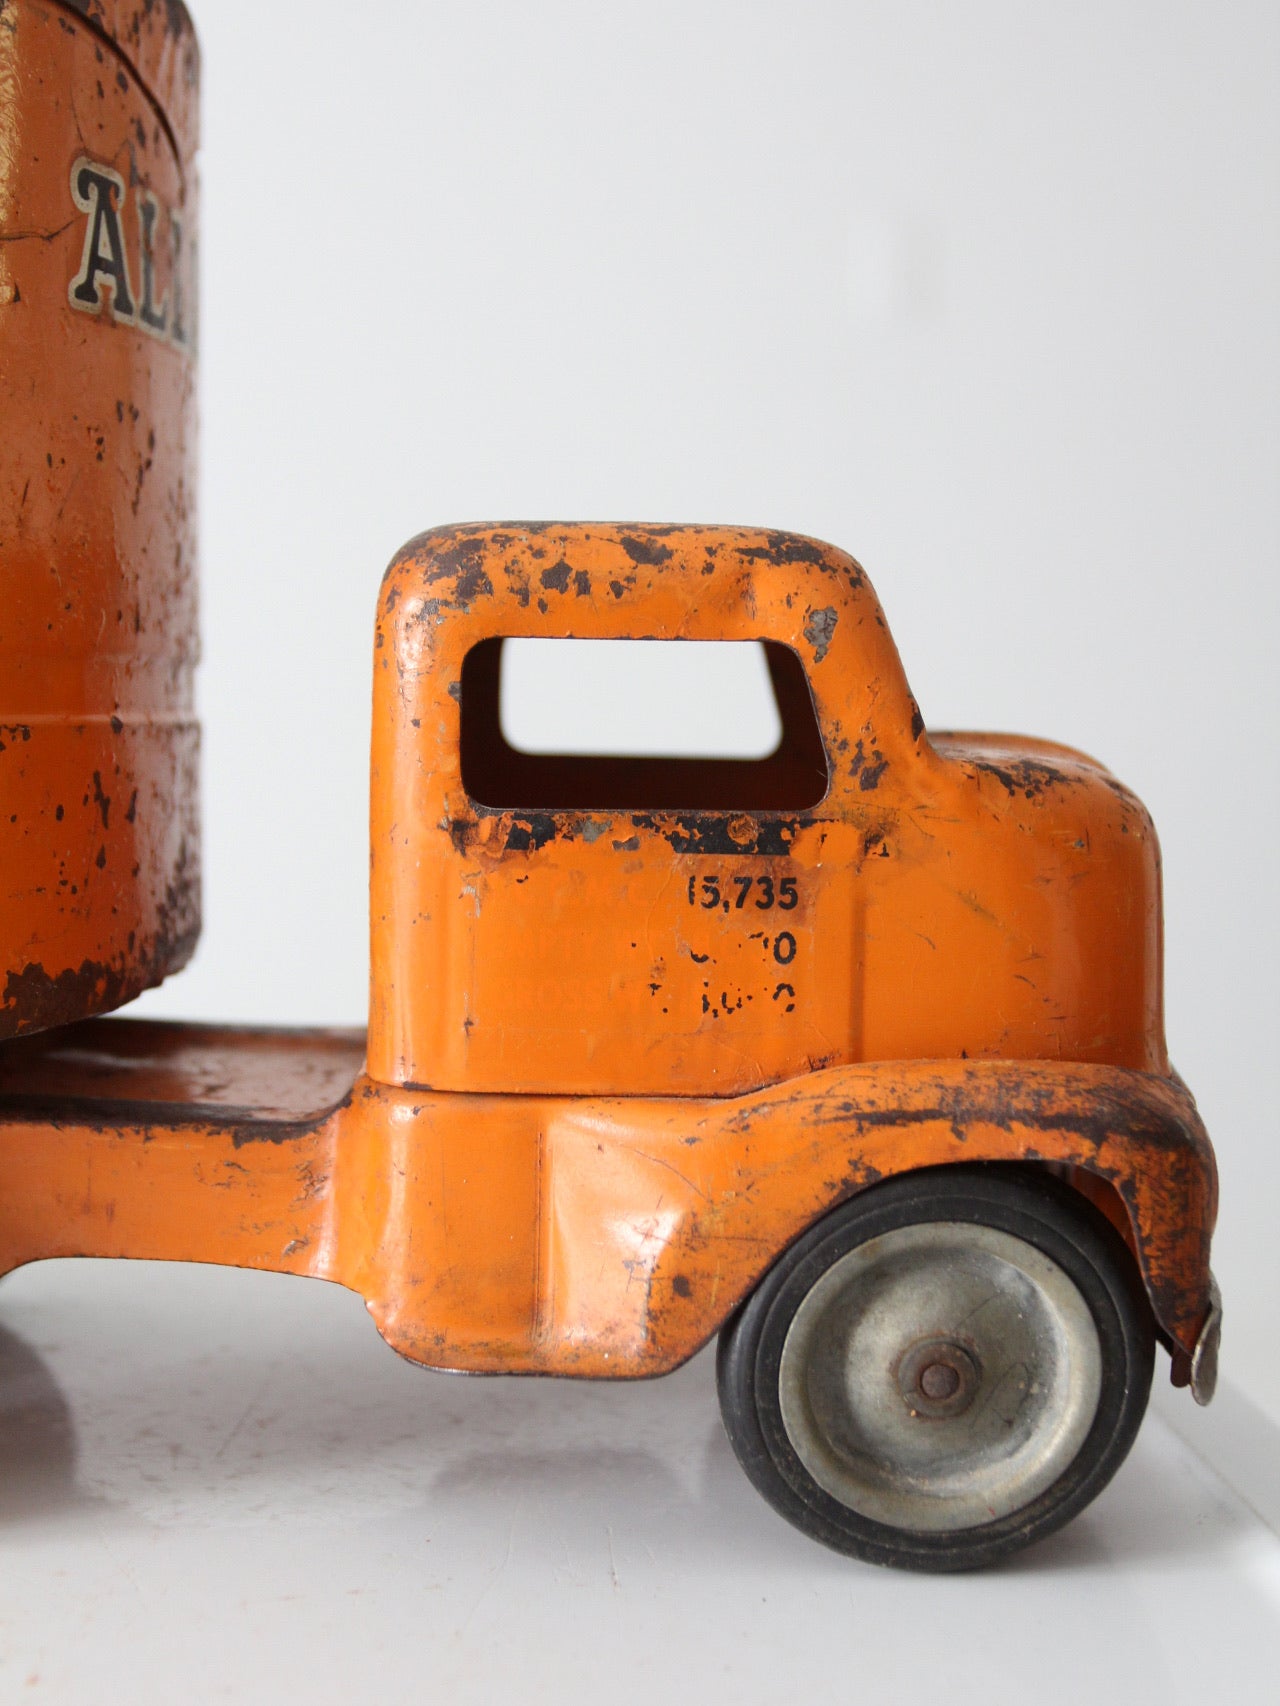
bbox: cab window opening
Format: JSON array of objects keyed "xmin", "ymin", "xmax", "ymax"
[{"xmin": 459, "ymin": 637, "xmax": 829, "ymax": 812}]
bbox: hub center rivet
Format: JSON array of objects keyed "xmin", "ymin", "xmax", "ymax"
[{"xmin": 920, "ymin": 1361, "xmax": 961, "ymax": 1401}]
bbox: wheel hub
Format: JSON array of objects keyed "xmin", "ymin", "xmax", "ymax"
[
  {"xmin": 897, "ymin": 1337, "xmax": 981, "ymax": 1418},
  {"xmin": 777, "ymin": 1221, "xmax": 1104, "ymax": 1532}
]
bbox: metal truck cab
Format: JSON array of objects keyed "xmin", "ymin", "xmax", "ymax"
[{"xmin": 369, "ymin": 524, "xmax": 1165, "ymax": 1096}]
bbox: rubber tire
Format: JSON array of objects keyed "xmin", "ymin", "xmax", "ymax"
[{"xmin": 717, "ymin": 1165, "xmax": 1155, "ymax": 1572}]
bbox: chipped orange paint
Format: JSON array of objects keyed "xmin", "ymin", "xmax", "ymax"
[
  {"xmin": 371, "ymin": 526, "xmax": 1164, "ymax": 1094},
  {"xmin": 0, "ymin": 0, "xmax": 201, "ymax": 1037},
  {"xmin": 0, "ymin": 1025, "xmax": 1214, "ymax": 1382},
  {"xmin": 0, "ymin": 524, "xmax": 1218, "ymax": 1394}
]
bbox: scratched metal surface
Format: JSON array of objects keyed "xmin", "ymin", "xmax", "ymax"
[
  {"xmin": 0, "ymin": 1258, "xmax": 1275, "ymax": 1704},
  {"xmin": 370, "ymin": 524, "xmax": 1166, "ymax": 1099},
  {"xmin": 0, "ymin": 0, "xmax": 201, "ymax": 1038}
]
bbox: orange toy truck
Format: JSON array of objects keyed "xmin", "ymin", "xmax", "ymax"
[{"xmin": 0, "ymin": 1, "xmax": 1219, "ymax": 1572}]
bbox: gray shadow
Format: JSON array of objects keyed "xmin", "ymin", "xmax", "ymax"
[
  {"xmin": 994, "ymin": 1419, "xmax": 1260, "ymax": 1576},
  {"xmin": 418, "ymin": 1391, "xmax": 1251, "ymax": 1579},
  {"xmin": 0, "ymin": 1269, "xmax": 1259, "ymax": 1577},
  {"xmin": 0, "ymin": 1323, "xmax": 81, "ymax": 1523},
  {"xmin": 416, "ymin": 1422, "xmax": 833, "ymax": 1576}
]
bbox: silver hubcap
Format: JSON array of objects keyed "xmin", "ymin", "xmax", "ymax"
[{"xmin": 778, "ymin": 1222, "xmax": 1102, "ymax": 1532}]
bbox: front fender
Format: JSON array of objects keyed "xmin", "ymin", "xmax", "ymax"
[{"xmin": 536, "ymin": 1058, "xmax": 1217, "ymax": 1379}]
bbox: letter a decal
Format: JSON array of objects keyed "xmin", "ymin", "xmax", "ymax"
[{"xmin": 69, "ymin": 159, "xmax": 136, "ymax": 322}]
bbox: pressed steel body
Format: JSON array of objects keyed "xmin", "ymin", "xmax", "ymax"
[
  {"xmin": 0, "ymin": 0, "xmax": 1216, "ymax": 1553},
  {"xmin": 0, "ymin": 1021, "xmax": 1214, "ymax": 1381},
  {"xmin": 371, "ymin": 525, "xmax": 1163, "ymax": 1094},
  {"xmin": 0, "ymin": 525, "xmax": 1217, "ymax": 1395},
  {"xmin": 0, "ymin": 0, "xmax": 200, "ymax": 1037}
]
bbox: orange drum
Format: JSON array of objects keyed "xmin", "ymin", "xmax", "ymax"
[{"xmin": 0, "ymin": 0, "xmax": 201, "ymax": 1036}]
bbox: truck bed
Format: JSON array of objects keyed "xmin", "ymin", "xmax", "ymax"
[{"xmin": 0, "ymin": 1017, "xmax": 366, "ymax": 1134}]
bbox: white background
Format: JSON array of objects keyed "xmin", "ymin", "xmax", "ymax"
[{"xmin": 16, "ymin": 0, "xmax": 1270, "ymax": 1695}]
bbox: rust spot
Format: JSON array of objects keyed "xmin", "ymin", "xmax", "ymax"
[
  {"xmin": 420, "ymin": 536, "xmax": 495, "ymax": 607},
  {"xmin": 738, "ymin": 531, "xmax": 853, "ymax": 576},
  {"xmin": 0, "ymin": 830, "xmax": 200, "ymax": 1040},
  {"xmin": 861, "ymin": 826, "xmax": 888, "ymax": 862},
  {"xmin": 91, "ymin": 770, "xmax": 111, "ymax": 828},
  {"xmin": 1, "ymin": 960, "xmax": 135, "ymax": 1034},
  {"xmin": 803, "ymin": 606, "xmax": 838, "ymax": 663},
  {"xmin": 505, "ymin": 813, "xmax": 557, "ymax": 852},
  {"xmin": 631, "ymin": 814, "xmax": 805, "ymax": 856},
  {"xmin": 540, "ymin": 559, "xmax": 573, "ymax": 593},
  {"xmin": 446, "ymin": 816, "xmax": 477, "ymax": 855},
  {"xmin": 849, "ymin": 739, "xmax": 888, "ymax": 791},
  {"xmin": 0, "ymin": 724, "xmax": 32, "ymax": 755},
  {"xmin": 619, "ymin": 535, "xmax": 673, "ymax": 567},
  {"xmin": 973, "ymin": 758, "xmax": 1068, "ymax": 801}
]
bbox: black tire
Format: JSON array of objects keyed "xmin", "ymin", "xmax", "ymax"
[{"xmin": 717, "ymin": 1165, "xmax": 1155, "ymax": 1571}]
